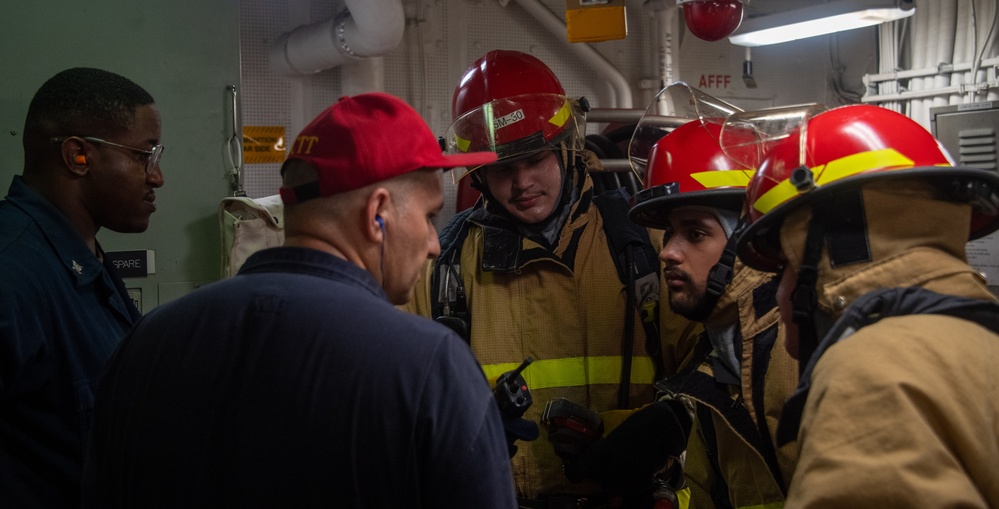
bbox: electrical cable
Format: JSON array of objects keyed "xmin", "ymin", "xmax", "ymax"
[
  {"xmin": 970, "ymin": 0, "xmax": 999, "ymax": 100},
  {"xmin": 828, "ymin": 33, "xmax": 863, "ymax": 104}
]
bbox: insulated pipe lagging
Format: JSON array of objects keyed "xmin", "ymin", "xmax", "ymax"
[{"xmin": 269, "ymin": 0, "xmax": 405, "ymax": 76}]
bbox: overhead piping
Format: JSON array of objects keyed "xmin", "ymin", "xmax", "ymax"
[
  {"xmin": 643, "ymin": 0, "xmax": 678, "ymax": 89},
  {"xmin": 269, "ymin": 0, "xmax": 405, "ymax": 76}
]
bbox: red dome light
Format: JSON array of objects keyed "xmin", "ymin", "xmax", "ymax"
[{"xmin": 679, "ymin": 0, "xmax": 745, "ymax": 42}]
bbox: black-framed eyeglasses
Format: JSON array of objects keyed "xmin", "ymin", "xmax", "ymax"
[{"xmin": 51, "ymin": 136, "xmax": 164, "ymax": 174}]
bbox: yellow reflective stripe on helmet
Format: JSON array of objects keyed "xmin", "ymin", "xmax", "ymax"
[
  {"xmin": 753, "ymin": 148, "xmax": 917, "ymax": 215},
  {"xmin": 454, "ymin": 134, "xmax": 472, "ymax": 153},
  {"xmin": 815, "ymin": 148, "xmax": 914, "ymax": 185},
  {"xmin": 753, "ymin": 177, "xmax": 799, "ymax": 215},
  {"xmin": 548, "ymin": 100, "xmax": 572, "ymax": 129},
  {"xmin": 691, "ymin": 169, "xmax": 755, "ymax": 189},
  {"xmin": 481, "ymin": 356, "xmax": 656, "ymax": 390}
]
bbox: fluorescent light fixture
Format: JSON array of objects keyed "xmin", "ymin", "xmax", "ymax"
[{"xmin": 729, "ymin": 0, "xmax": 915, "ymax": 47}]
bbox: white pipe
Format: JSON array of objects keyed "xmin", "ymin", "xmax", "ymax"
[
  {"xmin": 934, "ymin": 0, "xmax": 957, "ymax": 109},
  {"xmin": 643, "ymin": 0, "xmax": 677, "ymax": 88},
  {"xmin": 269, "ymin": 0, "xmax": 405, "ymax": 76},
  {"xmin": 510, "ymin": 0, "xmax": 634, "ymax": 108},
  {"xmin": 992, "ymin": 0, "xmax": 999, "ymax": 101},
  {"xmin": 910, "ymin": 0, "xmax": 929, "ymax": 124},
  {"xmin": 587, "ymin": 108, "xmax": 648, "ymax": 124},
  {"xmin": 950, "ymin": 0, "xmax": 970, "ymax": 104},
  {"xmin": 976, "ymin": 0, "xmax": 989, "ymax": 101},
  {"xmin": 864, "ymin": 56, "xmax": 999, "ymax": 82},
  {"xmin": 862, "ymin": 79, "xmax": 999, "ymax": 102},
  {"xmin": 979, "ymin": 0, "xmax": 999, "ymax": 101},
  {"xmin": 875, "ymin": 23, "xmax": 897, "ymax": 111},
  {"xmin": 342, "ymin": 56, "xmax": 386, "ymax": 96}
]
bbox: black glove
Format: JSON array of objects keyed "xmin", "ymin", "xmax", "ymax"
[
  {"xmin": 501, "ymin": 412, "xmax": 539, "ymax": 458},
  {"xmin": 564, "ymin": 399, "xmax": 692, "ymax": 497},
  {"xmin": 541, "ymin": 398, "xmax": 604, "ymax": 464}
]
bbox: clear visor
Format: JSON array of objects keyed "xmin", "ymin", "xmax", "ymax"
[
  {"xmin": 443, "ymin": 94, "xmax": 585, "ymax": 182},
  {"xmin": 628, "ymin": 82, "xmax": 743, "ymax": 184},
  {"xmin": 719, "ymin": 103, "xmax": 828, "ymax": 171}
]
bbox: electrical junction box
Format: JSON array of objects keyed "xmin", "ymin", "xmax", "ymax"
[
  {"xmin": 565, "ymin": 0, "xmax": 628, "ymax": 43},
  {"xmin": 930, "ymin": 102, "xmax": 999, "ymax": 293}
]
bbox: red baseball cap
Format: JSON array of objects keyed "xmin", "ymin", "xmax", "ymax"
[{"xmin": 280, "ymin": 92, "xmax": 498, "ymax": 204}]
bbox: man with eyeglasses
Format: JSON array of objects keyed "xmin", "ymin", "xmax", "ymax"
[{"xmin": 0, "ymin": 67, "xmax": 164, "ymax": 508}]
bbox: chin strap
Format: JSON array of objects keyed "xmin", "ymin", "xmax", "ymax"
[
  {"xmin": 792, "ymin": 185, "xmax": 873, "ymax": 374},
  {"xmin": 706, "ymin": 217, "xmax": 746, "ymax": 300},
  {"xmin": 686, "ymin": 217, "xmax": 745, "ymax": 323}
]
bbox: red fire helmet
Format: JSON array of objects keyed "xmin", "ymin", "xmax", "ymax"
[
  {"xmin": 737, "ymin": 104, "xmax": 999, "ymax": 272},
  {"xmin": 443, "ymin": 50, "xmax": 585, "ymax": 181},
  {"xmin": 627, "ymin": 82, "xmax": 749, "ymax": 228},
  {"xmin": 629, "ymin": 120, "xmax": 752, "ymax": 228}
]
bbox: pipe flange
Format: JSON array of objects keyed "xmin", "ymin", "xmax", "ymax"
[{"xmin": 334, "ymin": 10, "xmax": 359, "ymax": 58}]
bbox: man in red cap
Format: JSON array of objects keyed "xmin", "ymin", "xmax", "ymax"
[{"xmin": 85, "ymin": 93, "xmax": 518, "ymax": 508}]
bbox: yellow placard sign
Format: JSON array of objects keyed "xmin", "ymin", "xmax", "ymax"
[
  {"xmin": 565, "ymin": 0, "xmax": 627, "ymax": 43},
  {"xmin": 243, "ymin": 126, "xmax": 287, "ymax": 164}
]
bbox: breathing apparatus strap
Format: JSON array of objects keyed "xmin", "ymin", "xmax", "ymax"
[
  {"xmin": 776, "ymin": 286, "xmax": 999, "ymax": 445},
  {"xmin": 431, "ymin": 208, "xmax": 476, "ymax": 342},
  {"xmin": 792, "ymin": 209, "xmax": 825, "ymax": 378},
  {"xmin": 594, "ymin": 187, "xmax": 665, "ymax": 403}
]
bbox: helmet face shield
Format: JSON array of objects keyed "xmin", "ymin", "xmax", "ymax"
[
  {"xmin": 629, "ymin": 82, "xmax": 742, "ymax": 184},
  {"xmin": 720, "ymin": 103, "xmax": 827, "ymax": 173},
  {"xmin": 444, "ymin": 94, "xmax": 585, "ymax": 181},
  {"xmin": 628, "ymin": 83, "xmax": 754, "ymax": 229}
]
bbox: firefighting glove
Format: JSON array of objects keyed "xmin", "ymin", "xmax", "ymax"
[
  {"xmin": 501, "ymin": 412, "xmax": 539, "ymax": 458},
  {"xmin": 541, "ymin": 398, "xmax": 604, "ymax": 465},
  {"xmin": 563, "ymin": 399, "xmax": 692, "ymax": 497}
]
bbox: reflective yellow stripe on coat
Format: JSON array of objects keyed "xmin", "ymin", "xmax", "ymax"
[{"xmin": 482, "ymin": 356, "xmax": 656, "ymax": 389}]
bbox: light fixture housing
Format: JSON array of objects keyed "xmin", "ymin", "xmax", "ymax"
[{"xmin": 729, "ymin": 0, "xmax": 915, "ymax": 47}]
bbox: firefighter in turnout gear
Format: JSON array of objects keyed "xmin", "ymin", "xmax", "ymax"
[
  {"xmin": 404, "ymin": 51, "xmax": 701, "ymax": 504},
  {"xmin": 736, "ymin": 104, "xmax": 999, "ymax": 507},
  {"xmin": 563, "ymin": 84, "xmax": 801, "ymax": 508}
]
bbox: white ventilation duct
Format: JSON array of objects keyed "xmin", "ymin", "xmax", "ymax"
[{"xmin": 269, "ymin": 0, "xmax": 405, "ymax": 76}]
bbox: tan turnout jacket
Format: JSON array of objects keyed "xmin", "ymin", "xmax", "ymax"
[
  {"xmin": 407, "ymin": 169, "xmax": 700, "ymax": 498},
  {"xmin": 670, "ymin": 263, "xmax": 798, "ymax": 509}
]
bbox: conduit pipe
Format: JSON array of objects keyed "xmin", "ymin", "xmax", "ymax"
[
  {"xmin": 269, "ymin": 0, "xmax": 405, "ymax": 76},
  {"xmin": 978, "ymin": 0, "xmax": 999, "ymax": 101},
  {"xmin": 949, "ymin": 0, "xmax": 970, "ymax": 105},
  {"xmin": 920, "ymin": 0, "xmax": 939, "ymax": 117},
  {"xmin": 510, "ymin": 0, "xmax": 634, "ymax": 108},
  {"xmin": 909, "ymin": 0, "xmax": 929, "ymax": 123},
  {"xmin": 933, "ymin": 0, "xmax": 957, "ymax": 109},
  {"xmin": 643, "ymin": 0, "xmax": 678, "ymax": 88},
  {"xmin": 864, "ymin": 56, "xmax": 999, "ymax": 83},
  {"xmin": 862, "ymin": 79, "xmax": 999, "ymax": 103},
  {"xmin": 876, "ymin": 22, "xmax": 900, "ymax": 111}
]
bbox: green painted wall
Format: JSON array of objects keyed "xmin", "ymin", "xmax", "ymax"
[{"xmin": 1, "ymin": 1, "xmax": 242, "ymax": 312}]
